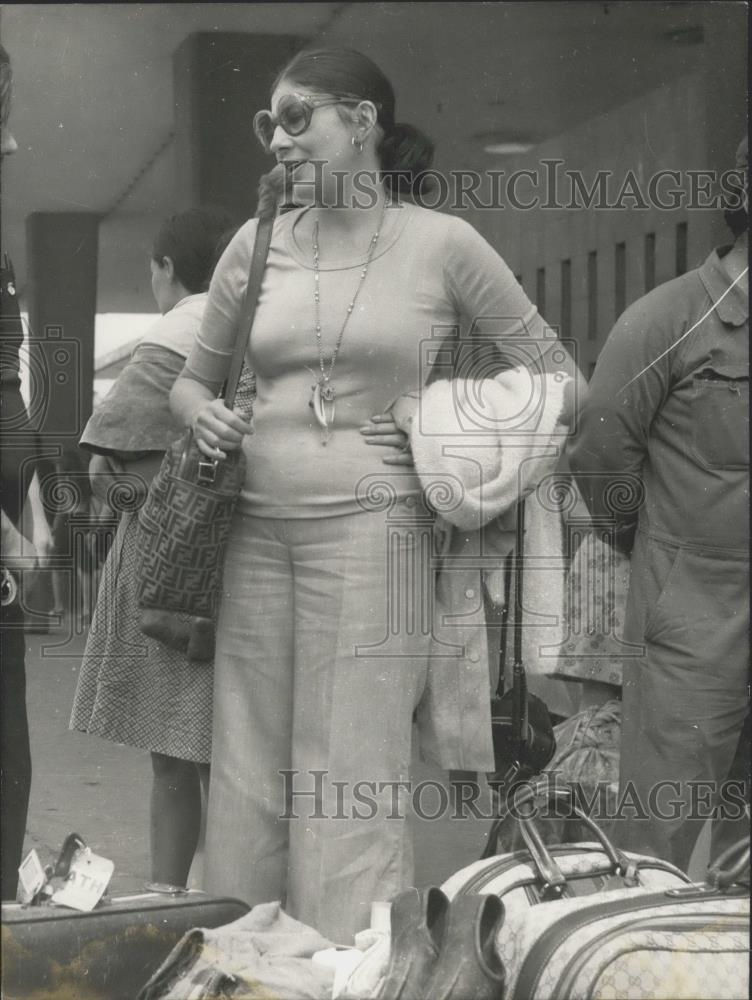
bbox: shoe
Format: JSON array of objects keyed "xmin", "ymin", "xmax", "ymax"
[
  {"xmin": 377, "ymin": 886, "xmax": 449, "ymax": 1000},
  {"xmin": 421, "ymin": 893, "xmax": 506, "ymax": 1000}
]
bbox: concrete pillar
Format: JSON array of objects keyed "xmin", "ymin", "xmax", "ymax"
[
  {"xmin": 25, "ymin": 212, "xmax": 100, "ymax": 451},
  {"xmin": 173, "ymin": 32, "xmax": 300, "ymax": 223},
  {"xmin": 23, "ymin": 212, "xmax": 99, "ymax": 624}
]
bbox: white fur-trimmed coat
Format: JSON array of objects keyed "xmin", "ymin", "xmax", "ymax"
[{"xmin": 406, "ymin": 368, "xmax": 576, "ymax": 768}]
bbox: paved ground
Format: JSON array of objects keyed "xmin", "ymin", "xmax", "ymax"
[
  {"xmin": 23, "ymin": 621, "xmax": 152, "ymax": 895},
  {"xmin": 21, "ymin": 618, "xmax": 490, "ymax": 898},
  {"xmin": 21, "ymin": 617, "xmax": 709, "ymax": 902}
]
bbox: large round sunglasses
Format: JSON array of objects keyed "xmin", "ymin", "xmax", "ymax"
[{"xmin": 253, "ymin": 92, "xmax": 373, "ymax": 152}]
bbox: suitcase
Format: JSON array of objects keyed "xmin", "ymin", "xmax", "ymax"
[
  {"xmin": 1, "ymin": 888, "xmax": 250, "ymax": 1000},
  {"xmin": 510, "ymin": 874, "xmax": 749, "ymax": 999},
  {"xmin": 442, "ymin": 788, "xmax": 750, "ymax": 999}
]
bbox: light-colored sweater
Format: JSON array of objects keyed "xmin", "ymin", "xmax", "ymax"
[{"xmin": 184, "ymin": 202, "xmax": 555, "ymax": 517}]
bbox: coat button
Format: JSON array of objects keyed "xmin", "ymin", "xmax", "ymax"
[
  {"xmin": 468, "ymin": 651, "xmax": 480, "ymax": 663},
  {"xmin": 465, "ymin": 588, "xmax": 475, "ymax": 599}
]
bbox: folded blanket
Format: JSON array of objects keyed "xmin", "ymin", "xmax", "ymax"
[
  {"xmin": 409, "ymin": 368, "xmax": 568, "ymax": 532},
  {"xmin": 138, "ymin": 901, "xmax": 336, "ymax": 1000}
]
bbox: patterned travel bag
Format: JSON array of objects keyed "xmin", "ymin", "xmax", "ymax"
[
  {"xmin": 1, "ymin": 888, "xmax": 250, "ymax": 1000},
  {"xmin": 134, "ymin": 214, "xmax": 273, "ymax": 662},
  {"xmin": 507, "ymin": 849, "xmax": 749, "ymax": 1000},
  {"xmin": 442, "ymin": 789, "xmax": 750, "ymax": 999}
]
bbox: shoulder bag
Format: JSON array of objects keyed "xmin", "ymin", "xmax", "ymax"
[{"xmin": 134, "ymin": 215, "xmax": 274, "ymax": 661}]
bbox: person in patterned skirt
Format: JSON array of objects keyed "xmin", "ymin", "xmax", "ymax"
[{"xmin": 70, "ymin": 208, "xmax": 237, "ymax": 888}]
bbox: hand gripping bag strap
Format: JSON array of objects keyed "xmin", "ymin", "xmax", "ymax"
[
  {"xmin": 175, "ymin": 212, "xmax": 274, "ymax": 483},
  {"xmin": 223, "ymin": 214, "xmax": 274, "ymax": 409}
]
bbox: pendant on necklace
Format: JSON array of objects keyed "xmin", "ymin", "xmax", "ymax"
[
  {"xmin": 308, "ymin": 200, "xmax": 386, "ymax": 444},
  {"xmin": 311, "ymin": 381, "xmax": 336, "ymax": 436}
]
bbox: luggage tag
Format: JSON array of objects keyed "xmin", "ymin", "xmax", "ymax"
[
  {"xmin": 18, "ymin": 849, "xmax": 47, "ymax": 904},
  {"xmin": 50, "ymin": 837, "xmax": 114, "ymax": 912}
]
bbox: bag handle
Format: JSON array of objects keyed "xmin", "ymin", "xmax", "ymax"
[
  {"xmin": 490, "ymin": 785, "xmax": 638, "ymax": 890},
  {"xmin": 516, "ymin": 806, "xmax": 568, "ymax": 898},
  {"xmin": 706, "ymin": 836, "xmax": 750, "ymax": 890},
  {"xmin": 54, "ymin": 832, "xmax": 87, "ymax": 878},
  {"xmin": 224, "ymin": 214, "xmax": 275, "ymax": 409}
]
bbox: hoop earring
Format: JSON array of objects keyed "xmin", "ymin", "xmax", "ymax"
[{"xmin": 351, "ymin": 136, "xmax": 364, "ymax": 154}]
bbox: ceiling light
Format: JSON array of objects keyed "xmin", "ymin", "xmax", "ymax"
[
  {"xmin": 662, "ymin": 25, "xmax": 704, "ymax": 45},
  {"xmin": 483, "ymin": 142, "xmax": 534, "ymax": 155}
]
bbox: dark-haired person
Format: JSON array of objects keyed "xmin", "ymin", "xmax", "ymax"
[
  {"xmin": 70, "ymin": 207, "xmax": 238, "ymax": 888},
  {"xmin": 568, "ymin": 137, "xmax": 749, "ymax": 870},
  {"xmin": 1, "ymin": 42, "xmax": 55, "ymax": 900},
  {"xmin": 171, "ymin": 47, "xmax": 580, "ymax": 940}
]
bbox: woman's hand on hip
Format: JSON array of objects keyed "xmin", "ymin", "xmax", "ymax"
[
  {"xmin": 193, "ymin": 399, "xmax": 253, "ymax": 459},
  {"xmin": 360, "ymin": 413, "xmax": 414, "ymax": 468}
]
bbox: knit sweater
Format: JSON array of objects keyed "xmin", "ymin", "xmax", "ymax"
[{"xmin": 184, "ymin": 202, "xmax": 557, "ymax": 517}]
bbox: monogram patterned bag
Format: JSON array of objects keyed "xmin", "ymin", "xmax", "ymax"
[{"xmin": 134, "ymin": 215, "xmax": 273, "ymax": 661}]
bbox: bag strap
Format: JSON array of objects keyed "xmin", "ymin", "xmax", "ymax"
[
  {"xmin": 223, "ymin": 214, "xmax": 274, "ymax": 409},
  {"xmin": 492, "ymin": 499, "xmax": 528, "ymax": 740},
  {"xmin": 511, "ymin": 496, "xmax": 528, "ymax": 753},
  {"xmin": 494, "ymin": 551, "xmax": 514, "ymax": 699}
]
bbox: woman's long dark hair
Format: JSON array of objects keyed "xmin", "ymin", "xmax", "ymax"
[{"xmin": 274, "ymin": 47, "xmax": 435, "ymax": 200}]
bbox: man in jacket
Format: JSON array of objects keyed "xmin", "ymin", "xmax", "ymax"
[{"xmin": 567, "ymin": 137, "xmax": 749, "ymax": 870}]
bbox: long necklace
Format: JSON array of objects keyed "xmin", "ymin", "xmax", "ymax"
[{"xmin": 309, "ymin": 199, "xmax": 387, "ymax": 444}]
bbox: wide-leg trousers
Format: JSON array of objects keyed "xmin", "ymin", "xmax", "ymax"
[{"xmin": 204, "ymin": 499, "xmax": 434, "ymax": 943}]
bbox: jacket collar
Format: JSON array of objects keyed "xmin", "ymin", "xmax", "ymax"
[{"xmin": 699, "ymin": 247, "xmax": 749, "ymax": 327}]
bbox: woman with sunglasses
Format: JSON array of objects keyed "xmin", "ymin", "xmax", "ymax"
[{"xmin": 171, "ymin": 47, "xmax": 580, "ymax": 942}]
